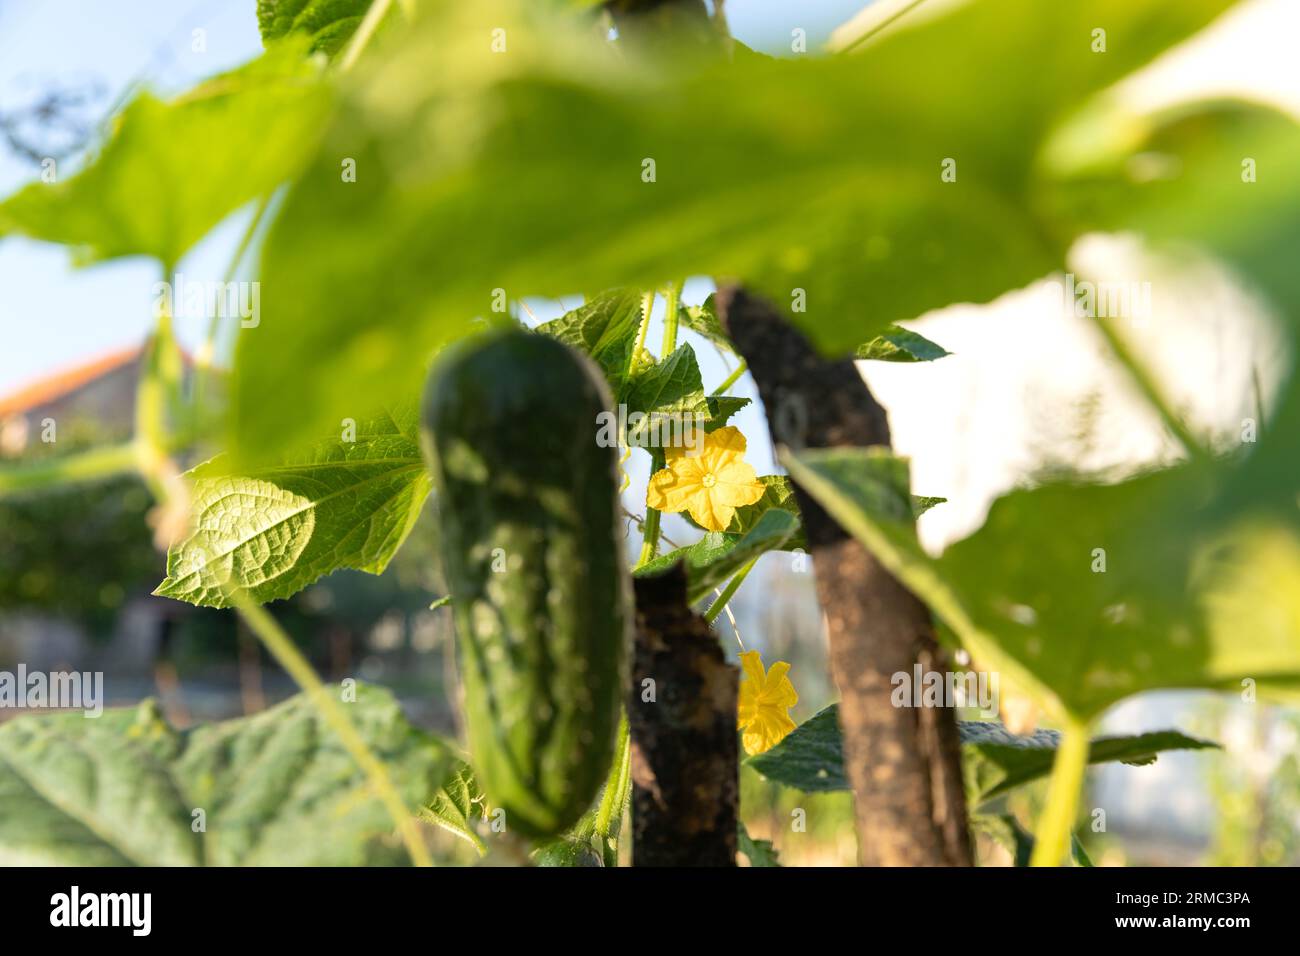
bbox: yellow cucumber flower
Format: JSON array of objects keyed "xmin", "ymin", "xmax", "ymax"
[
  {"xmin": 737, "ymin": 650, "xmax": 798, "ymax": 756},
  {"xmin": 646, "ymin": 425, "xmax": 765, "ymax": 532}
]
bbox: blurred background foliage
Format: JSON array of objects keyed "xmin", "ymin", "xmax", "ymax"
[{"xmin": 1, "ymin": 0, "xmax": 1299, "ymax": 864}]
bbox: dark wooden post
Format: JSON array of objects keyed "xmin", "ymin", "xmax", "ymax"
[
  {"xmin": 715, "ymin": 285, "xmax": 972, "ymax": 866},
  {"xmin": 629, "ymin": 566, "xmax": 738, "ymax": 866}
]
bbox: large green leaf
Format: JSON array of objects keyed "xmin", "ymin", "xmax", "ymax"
[
  {"xmin": 0, "ymin": 43, "xmax": 332, "ymax": 267},
  {"xmin": 155, "ymin": 405, "xmax": 430, "ymax": 608},
  {"xmin": 783, "ymin": 447, "xmax": 1300, "ymax": 719},
  {"xmin": 633, "ymin": 507, "xmax": 798, "ymax": 604},
  {"xmin": 747, "ymin": 704, "xmax": 1216, "ymax": 805},
  {"xmin": 231, "ymin": 0, "xmax": 1238, "ymax": 460},
  {"xmin": 1045, "ymin": 99, "xmax": 1300, "ymax": 321},
  {"xmin": 0, "ymin": 684, "xmax": 452, "ymax": 865}
]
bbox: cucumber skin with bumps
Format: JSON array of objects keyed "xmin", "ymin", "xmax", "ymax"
[{"xmin": 420, "ymin": 329, "xmax": 630, "ymax": 839}]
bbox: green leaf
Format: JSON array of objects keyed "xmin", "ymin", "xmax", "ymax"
[
  {"xmin": 971, "ymin": 814, "xmax": 1034, "ymax": 867},
  {"xmin": 856, "ymin": 325, "xmax": 950, "ymax": 362},
  {"xmin": 746, "ymin": 704, "xmax": 1216, "ymax": 805},
  {"xmin": 972, "ymin": 813, "xmax": 1093, "ymax": 867},
  {"xmin": 155, "ymin": 405, "xmax": 431, "ymax": 608},
  {"xmin": 783, "ymin": 446, "xmax": 1300, "ymax": 719},
  {"xmin": 535, "ymin": 289, "xmax": 645, "ymax": 393},
  {"xmin": 701, "ymin": 395, "xmax": 750, "ymax": 432},
  {"xmin": 913, "ymin": 494, "xmax": 947, "ymax": 517},
  {"xmin": 0, "ymin": 44, "xmax": 332, "ymax": 267},
  {"xmin": 0, "ymin": 684, "xmax": 453, "ymax": 865},
  {"xmin": 737, "ymin": 822, "xmax": 781, "ymax": 867},
  {"xmin": 722, "ymin": 475, "xmax": 801, "ymax": 539},
  {"xmin": 1045, "ymin": 99, "xmax": 1300, "ymax": 321},
  {"xmin": 257, "ymin": 0, "xmax": 375, "ymax": 55},
  {"xmin": 421, "ymin": 759, "xmax": 488, "ymax": 855},
  {"xmin": 622, "ymin": 344, "xmax": 706, "ymax": 432},
  {"xmin": 681, "ymin": 294, "xmax": 732, "ymax": 353},
  {"xmin": 960, "ymin": 720, "xmax": 1218, "ymax": 804},
  {"xmin": 634, "ymin": 507, "xmax": 798, "ymax": 604},
  {"xmin": 746, "ymin": 705, "xmax": 846, "ymax": 793},
  {"xmin": 683, "ymin": 473, "xmax": 939, "ymax": 546},
  {"xmin": 232, "ymin": 0, "xmax": 1237, "ymax": 459}
]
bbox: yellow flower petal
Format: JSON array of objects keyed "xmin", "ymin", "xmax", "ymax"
[
  {"xmin": 646, "ymin": 426, "xmax": 766, "ymax": 533},
  {"xmin": 647, "ymin": 465, "xmax": 702, "ymax": 513},
  {"xmin": 687, "ymin": 493, "xmax": 735, "ymax": 532},
  {"xmin": 710, "ymin": 460, "xmax": 765, "ymax": 508},
  {"xmin": 736, "ymin": 650, "xmax": 798, "ymax": 755},
  {"xmin": 706, "ymin": 426, "xmax": 748, "ymax": 457},
  {"xmin": 740, "ymin": 650, "xmax": 767, "ymax": 684}
]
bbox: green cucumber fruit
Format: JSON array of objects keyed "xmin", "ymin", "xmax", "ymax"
[
  {"xmin": 420, "ymin": 329, "xmax": 630, "ymax": 839},
  {"xmin": 532, "ymin": 837, "xmax": 604, "ymax": 867}
]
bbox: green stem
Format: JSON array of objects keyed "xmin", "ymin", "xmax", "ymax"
[
  {"xmin": 593, "ymin": 713, "xmax": 631, "ymax": 866},
  {"xmin": 202, "ymin": 197, "xmax": 270, "ymax": 353},
  {"xmin": 660, "ymin": 281, "xmax": 682, "ymax": 357},
  {"xmin": 1030, "ymin": 714, "xmax": 1091, "ymax": 867},
  {"xmin": 135, "ymin": 285, "xmax": 184, "ymax": 503},
  {"xmin": 711, "ymin": 360, "xmax": 748, "ymax": 396},
  {"xmin": 704, "ymin": 557, "xmax": 757, "ymax": 624},
  {"xmin": 1089, "ymin": 314, "xmax": 1208, "ymax": 461},
  {"xmin": 338, "ymin": 0, "xmax": 395, "ymax": 71},
  {"xmin": 0, "ymin": 443, "xmax": 138, "ymax": 496},
  {"xmin": 834, "ymin": 0, "xmax": 932, "ymax": 52},
  {"xmin": 232, "ymin": 594, "xmax": 433, "ymax": 868},
  {"xmin": 636, "ymin": 487, "xmax": 662, "ymax": 568}
]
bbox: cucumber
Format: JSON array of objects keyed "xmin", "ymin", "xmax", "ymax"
[{"xmin": 420, "ymin": 329, "xmax": 630, "ymax": 839}]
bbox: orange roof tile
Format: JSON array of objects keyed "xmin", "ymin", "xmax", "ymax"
[{"xmin": 0, "ymin": 345, "xmax": 144, "ymax": 418}]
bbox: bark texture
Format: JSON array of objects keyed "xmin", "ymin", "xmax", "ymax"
[
  {"xmin": 629, "ymin": 566, "xmax": 738, "ymax": 866},
  {"xmin": 715, "ymin": 284, "xmax": 972, "ymax": 867}
]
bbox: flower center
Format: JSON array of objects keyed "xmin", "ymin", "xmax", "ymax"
[{"xmin": 701, "ymin": 473, "xmax": 718, "ymax": 488}]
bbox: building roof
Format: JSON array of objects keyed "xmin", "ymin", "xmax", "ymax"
[{"xmin": 0, "ymin": 345, "xmax": 144, "ymax": 418}]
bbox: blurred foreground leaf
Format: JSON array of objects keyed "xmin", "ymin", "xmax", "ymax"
[{"xmin": 0, "ymin": 684, "xmax": 452, "ymax": 865}]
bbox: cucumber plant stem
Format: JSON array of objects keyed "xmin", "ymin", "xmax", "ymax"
[
  {"xmin": 338, "ymin": 0, "xmax": 396, "ymax": 71},
  {"xmin": 704, "ymin": 558, "xmax": 756, "ymax": 624},
  {"xmin": 0, "ymin": 442, "xmax": 138, "ymax": 496},
  {"xmin": 711, "ymin": 360, "xmax": 747, "ymax": 396},
  {"xmin": 1029, "ymin": 714, "xmax": 1091, "ymax": 866},
  {"xmin": 636, "ymin": 447, "xmax": 665, "ymax": 567},
  {"xmin": 593, "ymin": 713, "xmax": 631, "ymax": 866},
  {"xmin": 233, "ymin": 594, "xmax": 434, "ymax": 868},
  {"xmin": 1089, "ymin": 313, "xmax": 1207, "ymax": 461},
  {"xmin": 660, "ymin": 280, "xmax": 682, "ymax": 357}
]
